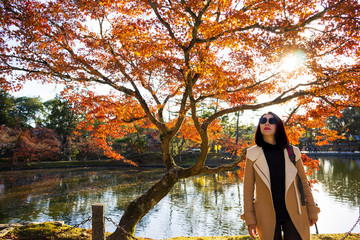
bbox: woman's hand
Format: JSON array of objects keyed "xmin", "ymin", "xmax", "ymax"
[
  {"xmin": 309, "ymin": 218, "xmax": 317, "ymax": 226},
  {"xmin": 248, "ymin": 224, "xmax": 258, "ymax": 238}
]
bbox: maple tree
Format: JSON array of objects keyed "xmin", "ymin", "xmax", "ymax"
[
  {"xmin": 1, "ymin": 0, "xmax": 360, "ymax": 238},
  {"xmin": 0, "ymin": 125, "xmax": 62, "ymax": 163}
]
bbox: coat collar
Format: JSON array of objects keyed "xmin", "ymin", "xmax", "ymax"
[
  {"xmin": 284, "ymin": 148, "xmax": 298, "ymax": 194},
  {"xmin": 253, "ymin": 151, "xmax": 271, "ymax": 190},
  {"xmin": 247, "ymin": 146, "xmax": 298, "ymax": 192}
]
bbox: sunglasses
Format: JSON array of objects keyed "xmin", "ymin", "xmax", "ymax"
[{"xmin": 259, "ymin": 117, "xmax": 276, "ymax": 124}]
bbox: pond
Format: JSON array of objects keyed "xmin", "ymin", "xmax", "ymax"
[{"xmin": 0, "ymin": 157, "xmax": 360, "ymax": 239}]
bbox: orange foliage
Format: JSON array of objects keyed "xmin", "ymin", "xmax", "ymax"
[
  {"xmin": 314, "ymin": 128, "xmax": 345, "ymax": 146},
  {"xmin": 301, "ymin": 153, "xmax": 320, "ymax": 178},
  {"xmin": 217, "ymin": 136, "xmax": 251, "ymax": 157},
  {"xmin": 169, "ymin": 117, "xmax": 222, "ymax": 143},
  {"xmin": 1, "ymin": 0, "xmax": 359, "ymax": 168},
  {"xmin": 0, "ymin": 125, "xmax": 61, "ymax": 162},
  {"xmin": 285, "ymin": 107, "xmax": 345, "ymax": 146},
  {"xmin": 285, "ymin": 125, "xmax": 306, "ymax": 146},
  {"xmin": 65, "ymin": 90, "xmax": 149, "ymax": 165}
]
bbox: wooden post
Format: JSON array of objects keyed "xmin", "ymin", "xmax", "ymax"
[{"xmin": 92, "ymin": 204, "xmax": 105, "ymax": 240}]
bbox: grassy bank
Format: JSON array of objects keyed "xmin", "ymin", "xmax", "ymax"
[
  {"xmin": 0, "ymin": 157, "xmax": 164, "ymax": 171},
  {"xmin": 0, "ymin": 159, "xmax": 141, "ymax": 171},
  {"xmin": 1, "ymin": 222, "xmax": 359, "ymax": 240},
  {"xmin": 0, "ymin": 152, "xmax": 236, "ymax": 171}
]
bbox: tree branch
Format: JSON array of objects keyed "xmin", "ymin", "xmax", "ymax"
[{"xmin": 197, "ymin": 147, "xmax": 247, "ymax": 175}]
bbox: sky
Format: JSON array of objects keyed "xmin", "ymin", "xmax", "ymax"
[{"xmin": 12, "ymin": 81, "xmax": 65, "ymax": 102}]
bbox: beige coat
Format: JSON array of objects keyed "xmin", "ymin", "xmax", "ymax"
[{"xmin": 242, "ymin": 145, "xmax": 320, "ymax": 240}]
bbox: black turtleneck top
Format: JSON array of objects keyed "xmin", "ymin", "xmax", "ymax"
[{"xmin": 262, "ymin": 141, "xmax": 290, "ymax": 222}]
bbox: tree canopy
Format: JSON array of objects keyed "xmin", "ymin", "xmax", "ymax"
[
  {"xmin": 1, "ymin": 0, "xmax": 359, "ymax": 237},
  {"xmin": 1, "ymin": 1, "xmax": 359, "ymax": 154}
]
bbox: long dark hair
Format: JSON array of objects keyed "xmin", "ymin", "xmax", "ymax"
[{"xmin": 255, "ymin": 111, "xmax": 289, "ymax": 149}]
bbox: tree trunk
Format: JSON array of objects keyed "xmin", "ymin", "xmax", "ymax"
[
  {"xmin": 234, "ymin": 111, "xmax": 240, "ymax": 156},
  {"xmin": 178, "ymin": 136, "xmax": 185, "ymax": 162},
  {"xmin": 107, "ymin": 167, "xmax": 182, "ymax": 239},
  {"xmin": 107, "ymin": 133, "xmax": 245, "ymax": 240}
]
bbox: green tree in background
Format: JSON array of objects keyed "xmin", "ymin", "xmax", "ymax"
[
  {"xmin": 44, "ymin": 96, "xmax": 79, "ymax": 140},
  {"xmin": 14, "ymin": 96, "xmax": 44, "ymax": 127},
  {"xmin": 0, "ymin": 90, "xmax": 17, "ymax": 127},
  {"xmin": 327, "ymin": 108, "xmax": 360, "ymax": 137},
  {"xmin": 43, "ymin": 95, "xmax": 81, "ymax": 160},
  {"xmin": 326, "ymin": 107, "xmax": 360, "ymax": 151}
]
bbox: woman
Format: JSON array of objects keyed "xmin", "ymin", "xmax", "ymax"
[{"xmin": 241, "ymin": 112, "xmax": 319, "ymax": 240}]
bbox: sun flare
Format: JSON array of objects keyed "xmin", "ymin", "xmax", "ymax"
[{"xmin": 280, "ymin": 51, "xmax": 306, "ymax": 72}]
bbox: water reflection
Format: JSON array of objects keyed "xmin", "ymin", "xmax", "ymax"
[
  {"xmin": 312, "ymin": 157, "xmax": 360, "ymax": 207},
  {"xmin": 135, "ymin": 173, "xmax": 247, "ymax": 238},
  {"xmin": 0, "ymin": 168, "xmax": 165, "ymax": 229},
  {"xmin": 309, "ymin": 157, "xmax": 360, "ymax": 235},
  {"xmin": 0, "ymin": 157, "xmax": 359, "ymax": 238}
]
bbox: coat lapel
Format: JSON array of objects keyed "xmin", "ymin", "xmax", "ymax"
[
  {"xmin": 252, "ymin": 147, "xmax": 298, "ymax": 193},
  {"xmin": 284, "ymin": 148, "xmax": 298, "ymax": 194},
  {"xmin": 253, "ymin": 149, "xmax": 271, "ymax": 191}
]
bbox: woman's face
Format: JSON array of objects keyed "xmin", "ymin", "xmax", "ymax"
[{"xmin": 259, "ymin": 114, "xmax": 277, "ymax": 137}]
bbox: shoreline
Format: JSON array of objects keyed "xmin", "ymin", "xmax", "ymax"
[
  {"xmin": 1, "ymin": 221, "xmax": 359, "ymax": 240},
  {"xmin": 304, "ymin": 151, "xmax": 360, "ymax": 158},
  {"xmin": 2, "ymin": 151, "xmax": 360, "ymax": 172},
  {"xmin": 0, "ymin": 155, "xmax": 237, "ymax": 172}
]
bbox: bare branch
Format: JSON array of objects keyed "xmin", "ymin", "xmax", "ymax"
[
  {"xmin": 196, "ymin": 147, "xmax": 247, "ymax": 175},
  {"xmin": 284, "ymin": 105, "xmax": 300, "ymax": 125}
]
